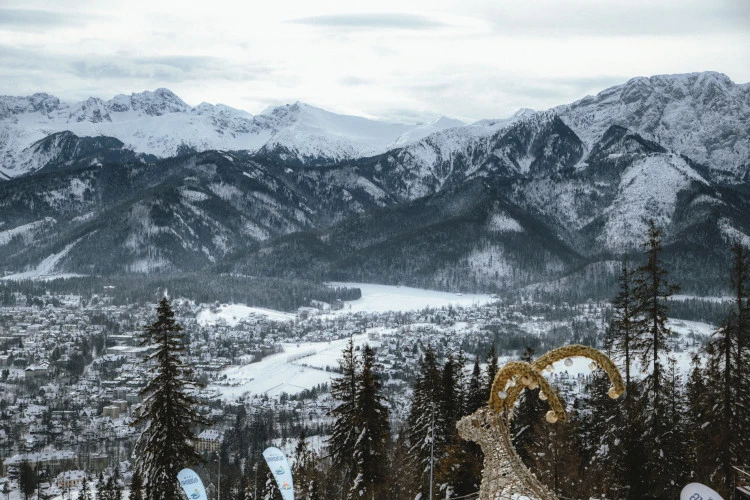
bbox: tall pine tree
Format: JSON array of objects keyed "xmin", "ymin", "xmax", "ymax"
[
  {"xmin": 407, "ymin": 345, "xmax": 442, "ymax": 498},
  {"xmin": 128, "ymin": 470, "xmax": 143, "ymax": 500},
  {"xmin": 705, "ymin": 241, "xmax": 750, "ymax": 496},
  {"xmin": 609, "ymin": 260, "xmax": 637, "ymax": 393},
  {"xmin": 685, "ymin": 355, "xmax": 717, "ymax": 490},
  {"xmin": 466, "ymin": 354, "xmax": 485, "ymax": 413},
  {"xmin": 349, "ymin": 345, "xmax": 390, "ymax": 499},
  {"xmin": 327, "ymin": 337, "xmax": 360, "ymax": 495},
  {"xmin": 633, "ymin": 219, "xmax": 679, "ymax": 436},
  {"xmin": 131, "ymin": 298, "xmax": 211, "ymax": 500}
]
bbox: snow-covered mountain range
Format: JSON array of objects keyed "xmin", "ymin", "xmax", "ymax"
[
  {"xmin": 0, "ymin": 88, "xmax": 468, "ymax": 178},
  {"xmin": 0, "ymin": 71, "xmax": 748, "ymax": 294},
  {"xmin": 2, "ymin": 71, "xmax": 747, "ymax": 183}
]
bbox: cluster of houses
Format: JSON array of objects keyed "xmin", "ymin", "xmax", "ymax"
[{"xmin": 1, "ymin": 288, "xmax": 702, "ymax": 498}]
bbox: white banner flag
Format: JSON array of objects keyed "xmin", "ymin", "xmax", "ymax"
[
  {"xmin": 263, "ymin": 446, "xmax": 294, "ymax": 500},
  {"xmin": 177, "ymin": 468, "xmax": 208, "ymax": 500},
  {"xmin": 680, "ymin": 482, "xmax": 723, "ymax": 500}
]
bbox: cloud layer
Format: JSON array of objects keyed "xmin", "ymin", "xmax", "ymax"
[{"xmin": 0, "ymin": 0, "xmax": 747, "ymax": 122}]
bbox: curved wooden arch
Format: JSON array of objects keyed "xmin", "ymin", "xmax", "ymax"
[{"xmin": 488, "ymin": 344, "xmax": 625, "ymax": 424}]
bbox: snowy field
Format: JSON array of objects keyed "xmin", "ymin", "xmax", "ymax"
[
  {"xmin": 671, "ymin": 294, "xmax": 731, "ymax": 303},
  {"xmin": 323, "ymin": 282, "xmax": 496, "ymax": 315},
  {"xmin": 196, "ymin": 304, "xmax": 295, "ymax": 326},
  {"xmin": 210, "ymin": 334, "xmax": 376, "ymax": 400},
  {"xmin": 196, "ymin": 282, "xmax": 496, "ymax": 326}
]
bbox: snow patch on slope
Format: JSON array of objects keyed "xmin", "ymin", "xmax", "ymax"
[
  {"xmin": 488, "ymin": 212, "xmax": 523, "ymax": 233},
  {"xmin": 718, "ymin": 218, "xmax": 750, "ymax": 247},
  {"xmin": 466, "ymin": 246, "xmax": 515, "ymax": 278},
  {"xmin": 0, "ymin": 217, "xmax": 55, "ymax": 246},
  {"xmin": 41, "ymin": 178, "xmax": 91, "ymax": 207},
  {"xmin": 2, "ymin": 238, "xmax": 85, "ymax": 281},
  {"xmin": 599, "ymin": 154, "xmax": 708, "ymax": 252}
]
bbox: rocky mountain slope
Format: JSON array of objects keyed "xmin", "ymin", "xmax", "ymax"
[{"xmin": 556, "ymin": 71, "xmax": 750, "ymax": 181}]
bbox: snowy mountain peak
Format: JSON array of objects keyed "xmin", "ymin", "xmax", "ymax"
[
  {"xmin": 0, "ymin": 92, "xmax": 63, "ymax": 118},
  {"xmin": 429, "ymin": 116, "xmax": 465, "ymax": 128},
  {"xmin": 512, "ymin": 108, "xmax": 536, "ymax": 118},
  {"xmin": 110, "ymin": 88, "xmax": 191, "ymax": 116},
  {"xmin": 556, "ymin": 71, "xmax": 750, "ymax": 178}
]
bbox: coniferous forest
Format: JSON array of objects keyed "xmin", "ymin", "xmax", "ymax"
[{"xmin": 119, "ymin": 220, "xmax": 749, "ymax": 500}]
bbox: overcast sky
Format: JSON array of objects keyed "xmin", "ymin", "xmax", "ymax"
[{"xmin": 0, "ymin": 0, "xmax": 748, "ymax": 122}]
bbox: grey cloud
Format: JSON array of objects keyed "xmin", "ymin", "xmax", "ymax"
[
  {"xmin": 479, "ymin": 1, "xmax": 750, "ymax": 37},
  {"xmin": 389, "ymin": 74, "xmax": 634, "ymax": 122},
  {"xmin": 0, "ymin": 43, "xmax": 274, "ymax": 100},
  {"xmin": 70, "ymin": 55, "xmax": 225, "ymax": 80},
  {"xmin": 498, "ymin": 76, "xmax": 631, "ymax": 101},
  {"xmin": 0, "ymin": 8, "xmax": 90, "ymax": 29},
  {"xmin": 289, "ymin": 13, "xmax": 447, "ymax": 30},
  {"xmin": 134, "ymin": 55, "xmax": 220, "ymax": 73},
  {"xmin": 69, "ymin": 55, "xmax": 272, "ymax": 83},
  {"xmin": 339, "ymin": 76, "xmax": 369, "ymax": 87}
]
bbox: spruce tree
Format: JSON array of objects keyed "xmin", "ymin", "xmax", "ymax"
[
  {"xmin": 632, "ymin": 220, "xmax": 678, "ymax": 445},
  {"xmin": 293, "ymin": 427, "xmax": 322, "ymax": 500},
  {"xmin": 19, "ymin": 460, "xmax": 35, "ymax": 500},
  {"xmin": 660, "ymin": 357, "xmax": 690, "ymax": 497},
  {"xmin": 466, "ymin": 354, "xmax": 485, "ymax": 413},
  {"xmin": 131, "ymin": 298, "xmax": 211, "ymax": 500},
  {"xmin": 436, "ymin": 352, "xmax": 481, "ymax": 497},
  {"xmin": 80, "ymin": 475, "xmax": 93, "ymax": 500},
  {"xmin": 349, "ymin": 345, "xmax": 390, "ymax": 499},
  {"xmin": 327, "ymin": 337, "xmax": 360, "ymax": 494},
  {"xmin": 484, "ymin": 344, "xmax": 499, "ymax": 396},
  {"xmin": 705, "ymin": 241, "xmax": 750, "ymax": 496},
  {"xmin": 407, "ymin": 345, "xmax": 442, "ymax": 498},
  {"xmin": 729, "ymin": 242, "xmax": 750, "ymax": 461},
  {"xmin": 128, "ymin": 470, "xmax": 143, "ymax": 500},
  {"xmin": 578, "ymin": 370, "xmax": 627, "ymax": 498},
  {"xmin": 685, "ymin": 355, "xmax": 712, "ymax": 485},
  {"xmin": 525, "ymin": 398, "xmax": 583, "ymax": 498},
  {"xmin": 106, "ymin": 476, "xmax": 122, "ymax": 500},
  {"xmin": 512, "ymin": 347, "xmax": 546, "ymax": 465},
  {"xmin": 438, "ymin": 354, "xmax": 462, "ymax": 441},
  {"xmin": 609, "ymin": 260, "xmax": 637, "ymax": 393},
  {"xmin": 387, "ymin": 432, "xmax": 418, "ymax": 500},
  {"xmin": 95, "ymin": 473, "xmax": 106, "ymax": 500},
  {"xmin": 262, "ymin": 469, "xmax": 281, "ymax": 500}
]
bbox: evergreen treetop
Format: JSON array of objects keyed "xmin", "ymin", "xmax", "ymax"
[{"xmin": 131, "ymin": 297, "xmax": 211, "ymax": 500}]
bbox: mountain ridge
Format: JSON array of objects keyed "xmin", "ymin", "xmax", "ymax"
[{"xmin": 0, "ymin": 71, "xmax": 749, "ymax": 297}]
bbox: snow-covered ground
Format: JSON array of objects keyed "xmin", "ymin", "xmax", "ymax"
[
  {"xmin": 210, "ymin": 334, "xmax": 376, "ymax": 400},
  {"xmin": 196, "ymin": 282, "xmax": 496, "ymax": 326},
  {"xmin": 671, "ymin": 294, "xmax": 731, "ymax": 303},
  {"xmin": 196, "ymin": 304, "xmax": 295, "ymax": 326},
  {"xmin": 323, "ymin": 282, "xmax": 496, "ymax": 316}
]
